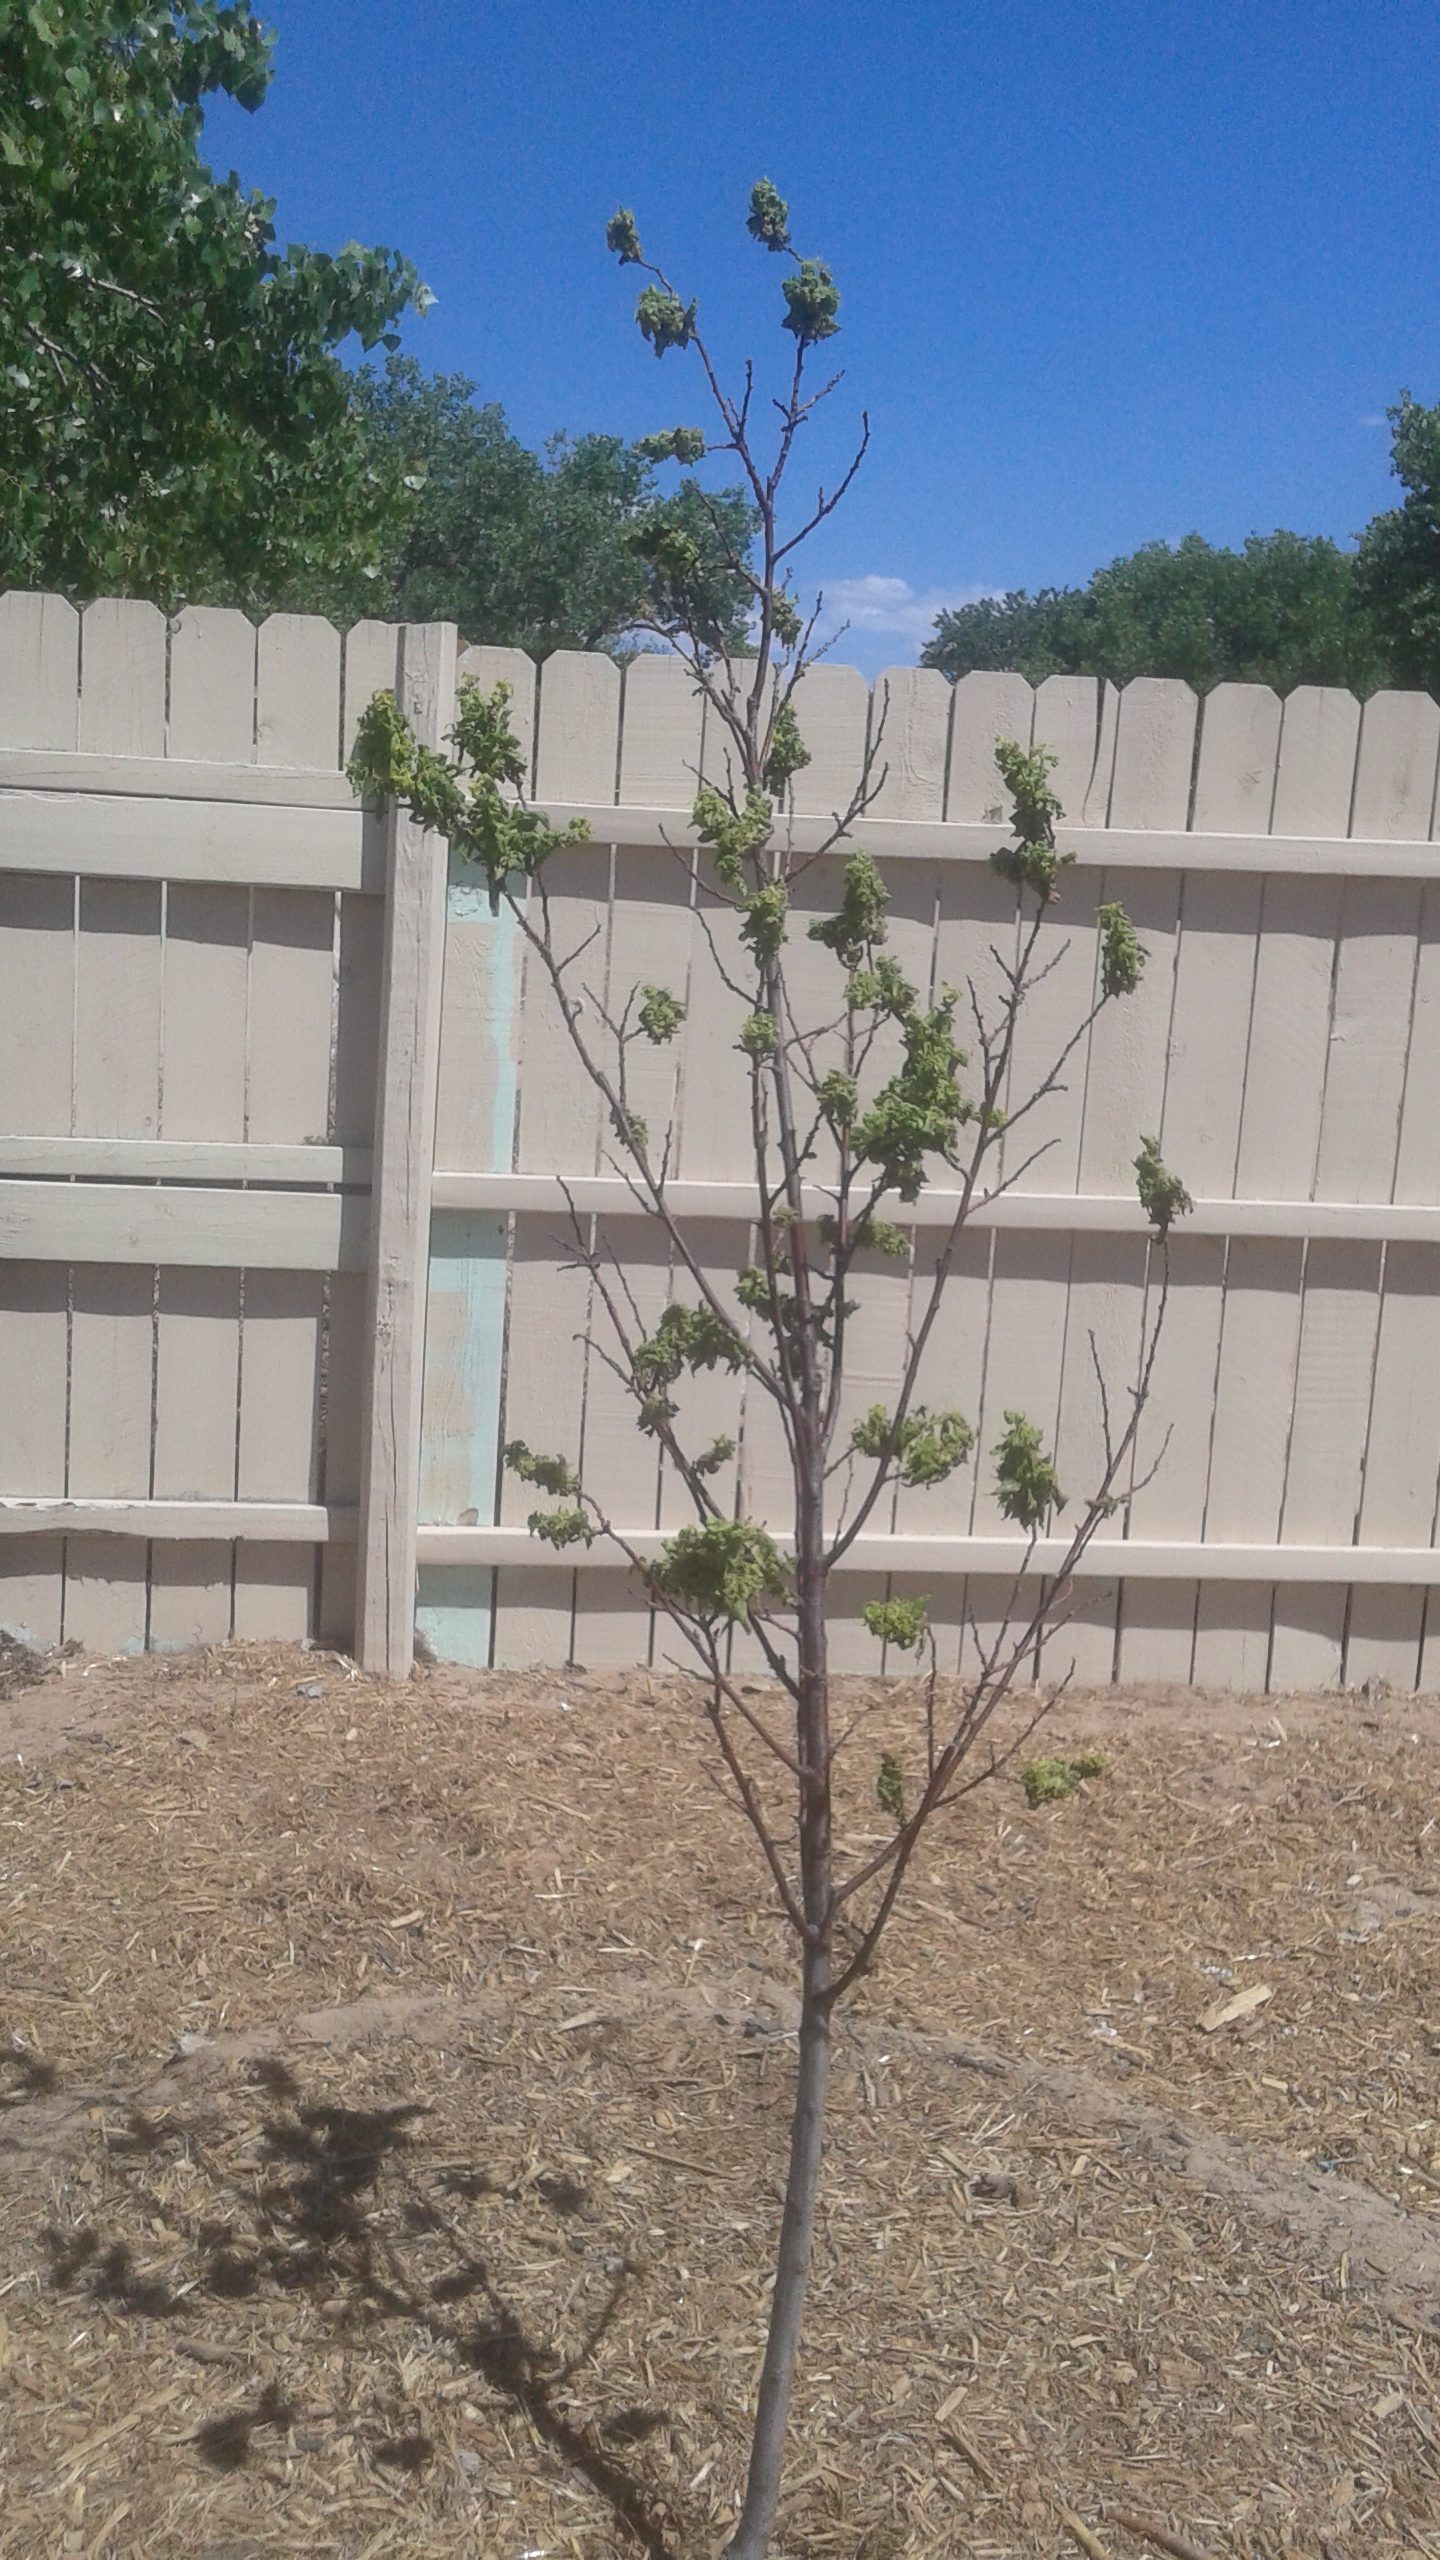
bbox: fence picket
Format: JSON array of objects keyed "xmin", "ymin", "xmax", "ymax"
[
  {"xmin": 151, "ymin": 1269, "xmax": 240, "ymax": 1647},
  {"xmin": 569, "ymin": 656, "xmax": 703, "ymax": 1670},
  {"xmin": 1076, "ymin": 680, "xmax": 1191, "ymax": 1678},
  {"xmin": 79, "ymin": 600, "xmax": 166, "ymax": 757},
  {"xmin": 256, "ymin": 614, "xmax": 343, "ymax": 770},
  {"xmin": 1350, "ymin": 1242, "xmax": 1440, "ymax": 1687},
  {"xmin": 167, "ymin": 608, "xmax": 255, "ymax": 762},
  {"xmin": 66, "ymin": 1265, "xmax": 153, "ymax": 1649},
  {"xmin": 0, "ymin": 592, "xmax": 78, "ymax": 748},
  {"xmin": 0, "ymin": 1261, "xmax": 68, "ymax": 1644}
]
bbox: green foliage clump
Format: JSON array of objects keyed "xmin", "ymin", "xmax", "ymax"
[
  {"xmin": 847, "ymin": 953, "xmax": 917, "ymax": 1019},
  {"xmin": 1133, "ymin": 1134, "xmax": 1193, "ymax": 1236},
  {"xmin": 769, "ymin": 589, "xmax": 804, "ymax": 648},
  {"xmin": 654, "ymin": 1519, "xmax": 790, "ymax": 1622},
  {"xmin": 764, "ymin": 702, "xmax": 812, "ymax": 795},
  {"xmin": 0, "ymin": 0, "xmax": 424, "ymax": 615},
  {"xmin": 991, "ymin": 741, "xmax": 1070, "ymax": 901},
  {"xmin": 451, "ymin": 677, "xmax": 528, "ymax": 788},
  {"xmin": 1097, "ymin": 902, "xmax": 1147, "ymax": 999},
  {"xmin": 817, "ymin": 1213, "xmax": 908, "ymax": 1261},
  {"xmin": 817, "ymin": 1071, "xmax": 858, "ymax": 1134},
  {"xmin": 852, "ymin": 991, "xmax": 970, "ymax": 1201},
  {"xmin": 633, "ymin": 1307, "xmax": 746, "ymax": 1421},
  {"xmin": 1355, "ymin": 395, "xmax": 1440, "ymax": 691},
  {"xmin": 692, "ymin": 1434, "xmax": 736, "ymax": 1479},
  {"xmin": 854, "ymin": 1218, "xmax": 909, "ymax": 1259},
  {"xmin": 782, "ymin": 258, "xmax": 841, "ymax": 345},
  {"xmin": 993, "ymin": 1412, "xmax": 1064, "ymax": 1530},
  {"xmin": 851, "ymin": 1406, "xmax": 974, "ymax": 1488},
  {"xmin": 610, "ymin": 1103, "xmax": 649, "ymax": 1156},
  {"xmin": 606, "ymin": 207, "xmax": 644, "ymax": 264},
  {"xmin": 747, "ymin": 178, "xmax": 791, "ymax": 252},
  {"xmin": 863, "ymin": 1597, "xmax": 931, "ymax": 1655},
  {"xmin": 741, "ymin": 881, "xmax": 789, "ymax": 965},
  {"xmin": 735, "ymin": 1267, "xmax": 826, "ymax": 1346},
  {"xmin": 348, "ymin": 679, "xmax": 591, "ymax": 916},
  {"xmin": 504, "ymin": 1440, "xmax": 581, "ymax": 1496},
  {"xmin": 358, "ymin": 358, "xmax": 755, "ymax": 658},
  {"xmin": 637, "ymin": 985, "xmax": 686, "ymax": 1043},
  {"xmin": 1022, "ymin": 1750, "xmax": 1107, "ymax": 1807},
  {"xmin": 923, "ymin": 530, "xmax": 1390, "ymax": 697},
  {"xmin": 529, "ymin": 1506, "xmax": 593, "ymax": 1548},
  {"xmin": 737, "ymin": 1011, "xmax": 778, "ymax": 1060},
  {"xmin": 808, "ymin": 851, "xmax": 890, "ymax": 970},
  {"xmin": 635, "ymin": 425, "xmax": 707, "ymax": 465},
  {"xmin": 1023, "ymin": 1756, "xmax": 1077, "ymax": 1806},
  {"xmin": 693, "ymin": 787, "xmax": 775, "ymax": 891},
  {"xmin": 633, "ymin": 518, "xmax": 703, "ymax": 586},
  {"xmin": 635, "ymin": 284, "xmax": 697, "ymax": 358},
  {"xmin": 876, "ymin": 1751, "xmax": 906, "ymax": 1821}
]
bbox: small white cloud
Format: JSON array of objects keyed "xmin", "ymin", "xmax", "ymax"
[
  {"xmin": 1359, "ymin": 413, "xmax": 1388, "ymax": 429},
  {"xmin": 813, "ymin": 574, "xmax": 1000, "ymax": 660}
]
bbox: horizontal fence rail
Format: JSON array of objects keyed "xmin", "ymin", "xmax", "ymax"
[{"xmin": 6, "ymin": 590, "xmax": 1440, "ymax": 1690}]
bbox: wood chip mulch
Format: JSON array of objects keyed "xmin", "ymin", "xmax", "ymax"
[{"xmin": 2, "ymin": 1644, "xmax": 1438, "ymax": 2558}]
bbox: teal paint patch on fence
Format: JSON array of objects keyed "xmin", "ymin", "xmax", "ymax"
[
  {"xmin": 417, "ymin": 1209, "xmax": 508, "ymax": 1666},
  {"xmin": 447, "ymin": 857, "xmax": 521, "ymax": 1178},
  {"xmin": 417, "ymin": 863, "xmax": 522, "ymax": 1668}
]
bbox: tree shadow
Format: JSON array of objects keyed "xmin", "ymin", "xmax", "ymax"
[{"xmin": 40, "ymin": 2056, "xmax": 685, "ymax": 2558}]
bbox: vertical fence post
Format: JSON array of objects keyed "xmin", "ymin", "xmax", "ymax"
[{"xmin": 355, "ymin": 621, "xmax": 458, "ymax": 1676}]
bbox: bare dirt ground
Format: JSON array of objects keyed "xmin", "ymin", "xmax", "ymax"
[{"xmin": 2, "ymin": 1644, "xmax": 1439, "ymax": 2560}]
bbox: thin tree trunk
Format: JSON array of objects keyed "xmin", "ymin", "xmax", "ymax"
[{"xmin": 722, "ymin": 1931, "xmax": 832, "ymax": 2560}]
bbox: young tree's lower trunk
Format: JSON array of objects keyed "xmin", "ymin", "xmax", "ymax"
[{"xmin": 722, "ymin": 1930, "xmax": 832, "ymax": 2560}]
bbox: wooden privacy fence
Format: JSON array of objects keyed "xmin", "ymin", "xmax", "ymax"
[{"xmin": 7, "ymin": 591, "xmax": 1440, "ymax": 1692}]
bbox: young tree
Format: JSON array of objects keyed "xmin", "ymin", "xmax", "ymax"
[{"xmin": 351, "ymin": 184, "xmax": 1188, "ymax": 2560}]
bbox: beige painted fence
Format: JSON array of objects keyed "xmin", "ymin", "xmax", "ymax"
[{"xmin": 5, "ymin": 590, "xmax": 1440, "ymax": 1692}]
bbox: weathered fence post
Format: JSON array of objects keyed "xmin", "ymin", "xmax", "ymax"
[{"xmin": 355, "ymin": 620, "xmax": 458, "ymax": 1676}]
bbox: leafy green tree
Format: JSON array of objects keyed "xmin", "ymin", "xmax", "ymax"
[
  {"xmin": 924, "ymin": 529, "xmax": 1389, "ymax": 694},
  {"xmin": 355, "ymin": 357, "xmax": 755, "ymax": 654},
  {"xmin": 1356, "ymin": 392, "xmax": 1440, "ymax": 693},
  {"xmin": 352, "ymin": 183, "xmax": 1185, "ymax": 2560},
  {"xmin": 0, "ymin": 1, "xmax": 423, "ymax": 615}
]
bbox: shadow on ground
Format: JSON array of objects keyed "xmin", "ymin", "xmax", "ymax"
[{"xmin": 40, "ymin": 2058, "xmax": 685, "ymax": 2559}]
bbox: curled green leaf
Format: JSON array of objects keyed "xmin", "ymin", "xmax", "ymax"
[
  {"xmin": 876, "ymin": 1749, "xmax": 906, "ymax": 1820},
  {"xmin": 654, "ymin": 1519, "xmax": 790, "ymax": 1622},
  {"xmin": 763, "ymin": 701, "xmax": 811, "ymax": 795},
  {"xmin": 865, "ymin": 1599, "xmax": 930, "ymax": 1657},
  {"xmin": 746, "ymin": 178, "xmax": 791, "ymax": 252},
  {"xmin": 992, "ymin": 1411, "xmax": 1064, "ymax": 1530},
  {"xmin": 606, "ymin": 206, "xmax": 643, "ymax": 264},
  {"xmin": 635, "ymin": 424, "xmax": 707, "ymax": 464},
  {"xmin": 637, "ymin": 985, "xmax": 686, "ymax": 1043},
  {"xmin": 1133, "ymin": 1133, "xmax": 1193, "ymax": 1235},
  {"xmin": 504, "ymin": 1440, "xmax": 581, "ymax": 1496},
  {"xmin": 1098, "ymin": 901, "xmax": 1147, "ymax": 999},
  {"xmin": 782, "ymin": 257, "xmax": 840, "ymax": 345},
  {"xmin": 636, "ymin": 284, "xmax": 697, "ymax": 357},
  {"xmin": 809, "ymin": 849, "xmax": 889, "ymax": 970}
]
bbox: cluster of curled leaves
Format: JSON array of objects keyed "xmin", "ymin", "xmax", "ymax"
[{"xmin": 347, "ymin": 675, "xmax": 590, "ymax": 916}]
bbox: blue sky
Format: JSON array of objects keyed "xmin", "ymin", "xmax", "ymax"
[{"xmin": 206, "ymin": 0, "xmax": 1440, "ymax": 675}]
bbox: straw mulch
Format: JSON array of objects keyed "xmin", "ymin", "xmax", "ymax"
[{"xmin": 1, "ymin": 1644, "xmax": 1438, "ymax": 2559}]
